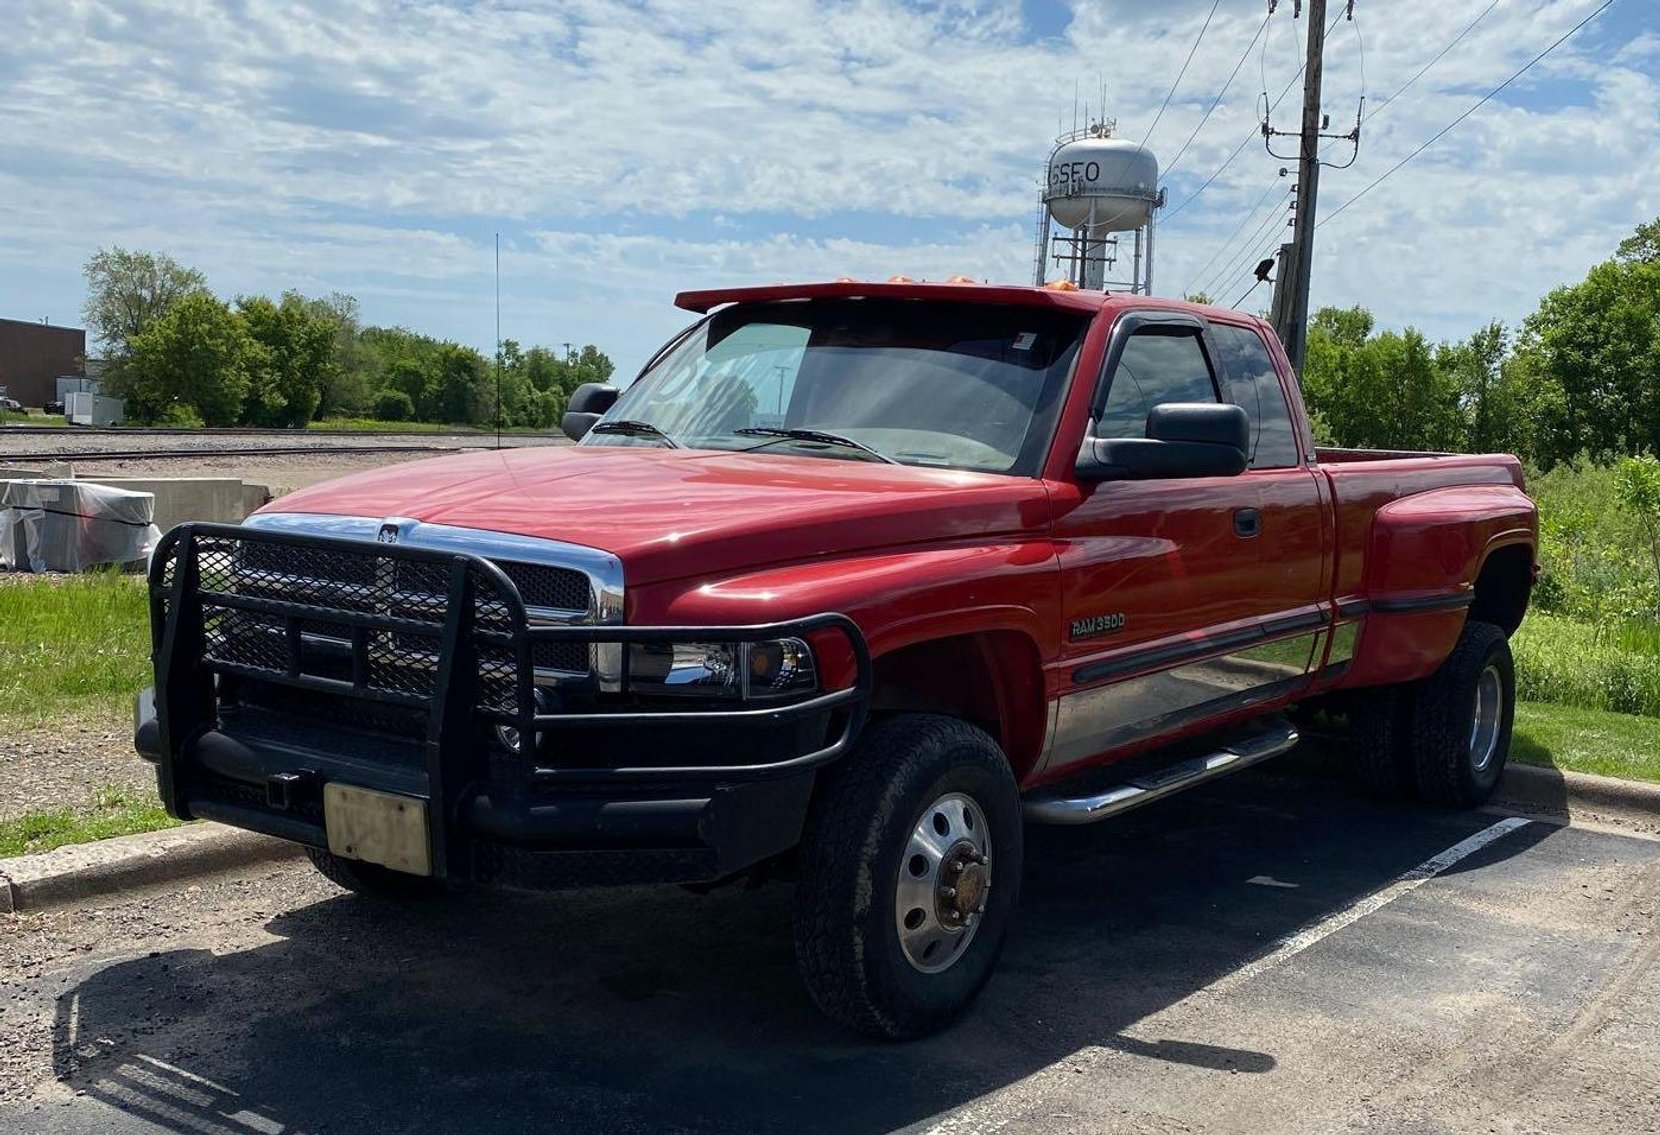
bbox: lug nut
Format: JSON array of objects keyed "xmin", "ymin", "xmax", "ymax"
[{"xmin": 939, "ymin": 886, "xmax": 956, "ymax": 899}]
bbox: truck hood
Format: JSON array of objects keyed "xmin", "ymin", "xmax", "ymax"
[{"xmin": 262, "ymin": 445, "xmax": 1051, "ymax": 586}]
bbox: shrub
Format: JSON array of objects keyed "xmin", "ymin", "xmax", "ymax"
[
  {"xmin": 374, "ymin": 389, "xmax": 414, "ymax": 422},
  {"xmin": 154, "ymin": 402, "xmax": 204, "ymax": 428},
  {"xmin": 1513, "ymin": 612, "xmax": 1660, "ymax": 717}
]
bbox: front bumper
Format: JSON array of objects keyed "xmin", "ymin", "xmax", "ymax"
[{"xmin": 137, "ymin": 523, "xmax": 871, "ymax": 888}]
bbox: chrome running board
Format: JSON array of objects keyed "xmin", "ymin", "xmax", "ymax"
[{"xmin": 1022, "ymin": 718, "xmax": 1301, "ymax": 826}]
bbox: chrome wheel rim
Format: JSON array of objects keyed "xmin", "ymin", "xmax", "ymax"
[
  {"xmin": 1470, "ymin": 664, "xmax": 1504, "ymax": 773},
  {"xmin": 894, "ymin": 792, "xmax": 991, "ymax": 974}
]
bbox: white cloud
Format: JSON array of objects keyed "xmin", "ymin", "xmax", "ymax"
[{"xmin": 0, "ymin": 0, "xmax": 1655, "ymax": 376}]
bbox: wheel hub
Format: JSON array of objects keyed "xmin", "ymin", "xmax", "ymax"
[
  {"xmin": 894, "ymin": 792, "xmax": 992, "ymax": 974},
  {"xmin": 1469, "ymin": 663, "xmax": 1504, "ymax": 774},
  {"xmin": 938, "ymin": 844, "xmax": 989, "ymax": 925}
]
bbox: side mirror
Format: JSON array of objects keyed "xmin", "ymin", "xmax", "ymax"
[
  {"xmin": 561, "ymin": 383, "xmax": 620, "ymax": 442},
  {"xmin": 1075, "ymin": 402, "xmax": 1249, "ymax": 482}
]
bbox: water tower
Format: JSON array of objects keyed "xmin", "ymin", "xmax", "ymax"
[{"xmin": 1032, "ymin": 120, "xmax": 1164, "ymax": 293}]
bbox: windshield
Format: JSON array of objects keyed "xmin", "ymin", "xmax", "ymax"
[{"xmin": 585, "ymin": 298, "xmax": 1087, "ymax": 475}]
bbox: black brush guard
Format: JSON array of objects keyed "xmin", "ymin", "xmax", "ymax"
[{"xmin": 142, "ymin": 523, "xmax": 872, "ymax": 887}]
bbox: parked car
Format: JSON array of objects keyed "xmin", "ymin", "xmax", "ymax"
[
  {"xmin": 0, "ymin": 398, "xmax": 21, "ymax": 413},
  {"xmin": 43, "ymin": 400, "xmax": 64, "ymax": 415},
  {"xmin": 135, "ymin": 280, "xmax": 1537, "ymax": 1037}
]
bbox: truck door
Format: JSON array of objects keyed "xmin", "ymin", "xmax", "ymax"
[{"xmin": 1045, "ymin": 314, "xmax": 1328, "ymax": 773}]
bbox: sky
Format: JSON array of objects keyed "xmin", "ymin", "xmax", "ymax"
[{"xmin": 1, "ymin": 0, "xmax": 1655, "ymax": 381}]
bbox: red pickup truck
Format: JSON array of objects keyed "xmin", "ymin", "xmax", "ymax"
[{"xmin": 135, "ymin": 281, "xmax": 1537, "ymax": 1037}]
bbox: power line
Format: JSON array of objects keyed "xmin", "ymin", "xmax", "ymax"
[
  {"xmin": 1200, "ymin": 188, "xmax": 1293, "ymax": 298},
  {"xmin": 1141, "ymin": 0, "xmax": 1224, "ymax": 148},
  {"xmin": 1364, "ymin": 0, "xmax": 1498, "ymax": 126},
  {"xmin": 1164, "ymin": 10, "xmax": 1272, "ymax": 178},
  {"xmin": 1186, "ymin": 177, "xmax": 1285, "ymax": 291},
  {"xmin": 1315, "ymin": 0, "xmax": 1493, "ymax": 161},
  {"xmin": 1318, "ymin": 0, "xmax": 1614, "ymax": 230},
  {"xmin": 1227, "ymin": 228, "xmax": 1292, "ymax": 309},
  {"xmin": 1188, "ymin": 180, "xmax": 1288, "ymax": 292},
  {"xmin": 1165, "ymin": 4, "xmax": 1345, "ymax": 222}
]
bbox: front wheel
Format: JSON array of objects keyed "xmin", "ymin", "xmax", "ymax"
[
  {"xmin": 792, "ymin": 714, "xmax": 1023, "ymax": 1039},
  {"xmin": 1410, "ymin": 620, "xmax": 1516, "ymax": 808}
]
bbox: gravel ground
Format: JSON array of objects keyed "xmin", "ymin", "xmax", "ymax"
[
  {"xmin": 68, "ymin": 451, "xmax": 450, "ymax": 496},
  {"xmin": 0, "ymin": 719, "xmax": 153, "ymax": 823},
  {"xmin": 1, "ymin": 432, "xmax": 571, "ymax": 496}
]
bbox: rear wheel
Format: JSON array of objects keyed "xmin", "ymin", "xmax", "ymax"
[
  {"xmin": 1409, "ymin": 620, "xmax": 1515, "ymax": 808},
  {"xmin": 792, "ymin": 714, "xmax": 1022, "ymax": 1039},
  {"xmin": 306, "ymin": 847, "xmax": 441, "ymax": 900},
  {"xmin": 1351, "ymin": 685, "xmax": 1416, "ymax": 798}
]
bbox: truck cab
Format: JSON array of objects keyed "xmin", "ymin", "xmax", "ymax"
[{"xmin": 136, "ymin": 281, "xmax": 1536, "ymax": 1038}]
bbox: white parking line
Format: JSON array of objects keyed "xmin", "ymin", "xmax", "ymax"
[{"xmin": 1210, "ymin": 816, "xmax": 1532, "ymax": 994}]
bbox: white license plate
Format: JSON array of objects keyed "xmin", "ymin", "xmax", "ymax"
[{"xmin": 323, "ymin": 784, "xmax": 431, "ymax": 877}]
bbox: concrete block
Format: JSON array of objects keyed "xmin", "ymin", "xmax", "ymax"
[
  {"xmin": 242, "ymin": 482, "xmax": 272, "ymax": 515},
  {"xmin": 75, "ymin": 477, "xmax": 251, "ymax": 531},
  {"xmin": 0, "ymin": 467, "xmax": 47, "ymax": 481}
]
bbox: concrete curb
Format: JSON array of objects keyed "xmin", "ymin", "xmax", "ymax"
[
  {"xmin": 1489, "ymin": 762, "xmax": 1660, "ymax": 834},
  {"xmin": 0, "ymin": 822, "xmax": 304, "ymax": 914}
]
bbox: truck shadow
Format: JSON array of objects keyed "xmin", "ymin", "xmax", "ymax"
[{"xmin": 49, "ymin": 772, "xmax": 1551, "ymax": 1134}]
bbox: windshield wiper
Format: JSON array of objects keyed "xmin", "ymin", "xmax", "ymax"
[
  {"xmin": 733, "ymin": 427, "xmax": 899, "ymax": 465},
  {"xmin": 589, "ymin": 419, "xmax": 681, "ymax": 448}
]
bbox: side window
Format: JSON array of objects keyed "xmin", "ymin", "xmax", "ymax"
[
  {"xmin": 1095, "ymin": 330, "xmax": 1218, "ymax": 438},
  {"xmin": 1212, "ymin": 324, "xmax": 1301, "ymax": 469}
]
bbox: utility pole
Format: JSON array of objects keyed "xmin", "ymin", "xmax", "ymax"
[
  {"xmin": 1263, "ymin": 1, "xmax": 1362, "ymax": 375},
  {"xmin": 1277, "ymin": 0, "xmax": 1328, "ymax": 377}
]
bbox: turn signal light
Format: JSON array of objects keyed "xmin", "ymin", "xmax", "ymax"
[
  {"xmin": 946, "ymin": 275, "xmax": 977, "ymax": 284},
  {"xmin": 1043, "ymin": 279, "xmax": 1079, "ymax": 291},
  {"xmin": 887, "ymin": 275, "xmax": 916, "ymax": 284}
]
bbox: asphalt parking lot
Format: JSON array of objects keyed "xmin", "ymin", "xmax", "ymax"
[{"xmin": 1, "ymin": 769, "xmax": 1656, "ymax": 1134}]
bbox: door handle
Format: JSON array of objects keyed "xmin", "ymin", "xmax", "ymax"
[{"xmin": 1234, "ymin": 508, "xmax": 1261, "ymax": 538}]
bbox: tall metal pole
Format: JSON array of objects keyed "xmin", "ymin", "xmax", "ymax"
[
  {"xmin": 1280, "ymin": 0, "xmax": 1328, "ymax": 377},
  {"xmin": 494, "ymin": 232, "xmax": 502, "ymax": 450}
]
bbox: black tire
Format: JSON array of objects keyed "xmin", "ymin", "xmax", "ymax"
[
  {"xmin": 1409, "ymin": 620, "xmax": 1515, "ymax": 808},
  {"xmin": 306, "ymin": 846, "xmax": 442, "ymax": 900},
  {"xmin": 792, "ymin": 714, "xmax": 1023, "ymax": 1039},
  {"xmin": 1351, "ymin": 685, "xmax": 1417, "ymax": 798}
]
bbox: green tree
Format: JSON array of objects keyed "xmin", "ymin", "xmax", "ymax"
[
  {"xmin": 1302, "ymin": 307, "xmax": 1462, "ymax": 452},
  {"xmin": 1615, "ymin": 456, "xmax": 1660, "ymax": 593},
  {"xmin": 305, "ymin": 293, "xmax": 378, "ymax": 418},
  {"xmin": 432, "ymin": 343, "xmax": 486, "ymax": 424},
  {"xmin": 1616, "ymin": 217, "xmax": 1660, "ymax": 265},
  {"xmin": 1517, "ymin": 256, "xmax": 1660, "ymax": 467},
  {"xmin": 237, "ymin": 292, "xmax": 339, "ymax": 427},
  {"xmin": 122, "ymin": 293, "xmax": 258, "ymax": 425},
  {"xmin": 374, "ymin": 389, "xmax": 414, "ymax": 422},
  {"xmin": 1437, "ymin": 321, "xmax": 1512, "ymax": 453},
  {"xmin": 81, "ymin": 248, "xmax": 208, "ymax": 355}
]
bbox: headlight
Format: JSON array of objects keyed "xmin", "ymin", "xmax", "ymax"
[{"xmin": 625, "ymin": 637, "xmax": 817, "ymax": 699}]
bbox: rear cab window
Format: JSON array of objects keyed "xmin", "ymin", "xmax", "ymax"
[{"xmin": 1209, "ymin": 323, "xmax": 1301, "ymax": 469}]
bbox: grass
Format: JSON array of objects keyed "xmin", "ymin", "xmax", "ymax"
[
  {"xmin": 1511, "ymin": 701, "xmax": 1660, "ymax": 783},
  {"xmin": 0, "ymin": 571, "xmax": 151, "ymax": 727},
  {"xmin": 0, "ymin": 786, "xmax": 179, "ymax": 858},
  {"xmin": 0, "ymin": 408, "xmax": 69, "ymax": 427},
  {"xmin": 1528, "ymin": 463, "xmax": 1659, "ymax": 623},
  {"xmin": 1512, "ymin": 610, "xmax": 1660, "ymax": 717}
]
